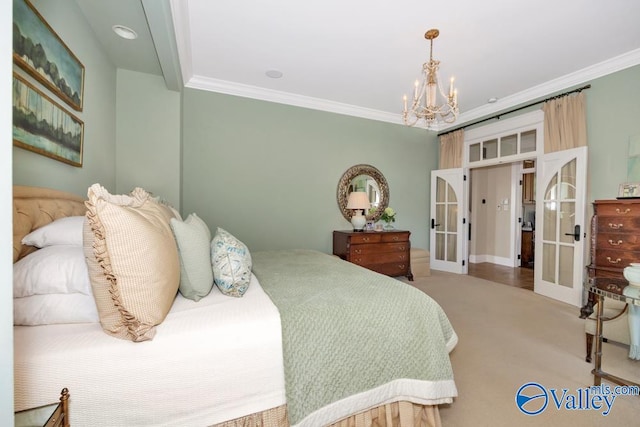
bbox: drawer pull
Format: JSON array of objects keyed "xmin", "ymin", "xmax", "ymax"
[
  {"xmin": 608, "ymin": 223, "xmax": 623, "ymax": 229},
  {"xmin": 608, "ymin": 239, "xmax": 623, "ymax": 246},
  {"xmin": 605, "ymin": 283, "xmax": 621, "ymax": 292},
  {"xmin": 362, "ymin": 237, "xmax": 370, "ymax": 242},
  {"xmin": 398, "ymin": 264, "xmax": 406, "ymax": 269},
  {"xmin": 354, "ymin": 249, "xmax": 362, "ymax": 254},
  {"xmin": 616, "ymin": 208, "xmax": 631, "ymax": 214},
  {"xmin": 606, "ymin": 257, "xmax": 622, "ymax": 264},
  {"xmin": 392, "ymin": 236, "xmax": 399, "ymax": 241}
]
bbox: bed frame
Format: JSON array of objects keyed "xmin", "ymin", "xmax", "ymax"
[{"xmin": 13, "ymin": 185, "xmax": 443, "ymax": 427}]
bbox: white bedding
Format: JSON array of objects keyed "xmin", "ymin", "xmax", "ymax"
[{"xmin": 14, "ymin": 273, "xmax": 286, "ymax": 426}]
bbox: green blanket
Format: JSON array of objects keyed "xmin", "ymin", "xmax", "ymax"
[{"xmin": 252, "ymin": 249, "xmax": 457, "ymax": 426}]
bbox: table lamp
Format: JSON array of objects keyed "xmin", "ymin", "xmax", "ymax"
[{"xmin": 346, "ymin": 191, "xmax": 370, "ymax": 231}]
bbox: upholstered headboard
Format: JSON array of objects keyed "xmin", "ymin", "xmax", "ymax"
[{"xmin": 13, "ymin": 185, "xmax": 87, "ymax": 263}]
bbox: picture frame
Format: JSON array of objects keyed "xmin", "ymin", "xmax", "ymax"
[
  {"xmin": 617, "ymin": 182, "xmax": 640, "ymax": 199},
  {"xmin": 13, "ymin": 72, "xmax": 84, "ymax": 167},
  {"xmin": 13, "ymin": 0, "xmax": 85, "ymax": 111}
]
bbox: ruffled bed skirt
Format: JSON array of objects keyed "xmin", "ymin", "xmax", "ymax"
[{"xmin": 213, "ymin": 402, "xmax": 442, "ymax": 427}]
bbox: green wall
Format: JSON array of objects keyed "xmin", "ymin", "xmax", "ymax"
[
  {"xmin": 12, "ymin": 0, "xmax": 117, "ymax": 196},
  {"xmin": 181, "ymin": 88, "xmax": 438, "ymax": 253},
  {"xmin": 115, "ymin": 69, "xmax": 181, "ymax": 207},
  {"xmin": 586, "ymin": 65, "xmax": 640, "ymax": 201}
]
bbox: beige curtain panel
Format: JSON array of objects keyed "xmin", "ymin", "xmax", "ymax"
[
  {"xmin": 439, "ymin": 129, "xmax": 465, "ymax": 169},
  {"xmin": 541, "ymin": 92, "xmax": 587, "ymax": 153}
]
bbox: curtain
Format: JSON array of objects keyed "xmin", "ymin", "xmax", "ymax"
[
  {"xmin": 541, "ymin": 92, "xmax": 587, "ymax": 153},
  {"xmin": 439, "ymin": 129, "xmax": 464, "ymax": 169}
]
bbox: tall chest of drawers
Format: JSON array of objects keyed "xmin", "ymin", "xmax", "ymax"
[
  {"xmin": 588, "ymin": 199, "xmax": 640, "ymax": 284},
  {"xmin": 333, "ymin": 230, "xmax": 412, "ymax": 280}
]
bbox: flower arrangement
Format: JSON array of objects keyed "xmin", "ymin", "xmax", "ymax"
[{"xmin": 380, "ymin": 207, "xmax": 396, "ymax": 225}]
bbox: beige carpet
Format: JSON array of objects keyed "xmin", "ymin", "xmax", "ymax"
[{"xmin": 401, "ymin": 270, "xmax": 639, "ymax": 427}]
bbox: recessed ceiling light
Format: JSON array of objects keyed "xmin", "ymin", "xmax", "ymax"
[
  {"xmin": 487, "ymin": 97, "xmax": 498, "ymax": 104},
  {"xmin": 265, "ymin": 69, "xmax": 283, "ymax": 79},
  {"xmin": 112, "ymin": 25, "xmax": 138, "ymax": 40}
]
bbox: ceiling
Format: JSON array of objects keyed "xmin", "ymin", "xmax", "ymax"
[{"xmin": 77, "ymin": 0, "xmax": 640, "ymax": 131}]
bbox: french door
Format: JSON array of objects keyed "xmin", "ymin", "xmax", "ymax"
[
  {"xmin": 430, "ymin": 168, "xmax": 468, "ymax": 274},
  {"xmin": 534, "ymin": 147, "xmax": 588, "ymax": 306}
]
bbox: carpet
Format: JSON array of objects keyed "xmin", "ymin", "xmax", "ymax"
[{"xmin": 401, "ymin": 270, "xmax": 639, "ymax": 427}]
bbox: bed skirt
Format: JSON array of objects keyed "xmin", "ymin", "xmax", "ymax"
[{"xmin": 212, "ymin": 402, "xmax": 442, "ymax": 427}]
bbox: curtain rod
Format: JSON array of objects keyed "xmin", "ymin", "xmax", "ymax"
[{"xmin": 437, "ymin": 84, "xmax": 592, "ymax": 137}]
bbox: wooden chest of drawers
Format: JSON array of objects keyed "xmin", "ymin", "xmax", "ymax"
[
  {"xmin": 333, "ymin": 230, "xmax": 412, "ymax": 280},
  {"xmin": 588, "ymin": 199, "xmax": 640, "ymax": 281}
]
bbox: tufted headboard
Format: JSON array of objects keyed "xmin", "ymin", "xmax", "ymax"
[{"xmin": 13, "ymin": 185, "xmax": 87, "ymax": 263}]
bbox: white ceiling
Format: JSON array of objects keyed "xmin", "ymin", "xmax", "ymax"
[{"xmin": 78, "ymin": 0, "xmax": 640, "ymax": 131}]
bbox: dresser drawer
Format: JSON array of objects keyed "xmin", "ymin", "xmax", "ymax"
[
  {"xmin": 350, "ymin": 251, "xmax": 408, "ymax": 266},
  {"xmin": 594, "ymin": 203, "xmax": 640, "ymax": 217},
  {"xmin": 348, "ymin": 233, "xmax": 382, "ymax": 244},
  {"xmin": 380, "ymin": 232, "xmax": 410, "ymax": 243},
  {"xmin": 594, "ymin": 249, "xmax": 640, "ymax": 268},
  {"xmin": 368, "ymin": 261, "xmax": 410, "ymax": 277},
  {"xmin": 595, "ymin": 233, "xmax": 640, "ymax": 251},
  {"xmin": 350, "ymin": 242, "xmax": 408, "ymax": 255},
  {"xmin": 596, "ymin": 216, "xmax": 640, "ymax": 232}
]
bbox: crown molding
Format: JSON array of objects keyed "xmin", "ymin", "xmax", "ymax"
[
  {"xmin": 180, "ymin": 45, "xmax": 640, "ymax": 132},
  {"xmin": 445, "ymin": 48, "xmax": 640, "ymax": 131},
  {"xmin": 185, "ymin": 75, "xmax": 404, "ymax": 125}
]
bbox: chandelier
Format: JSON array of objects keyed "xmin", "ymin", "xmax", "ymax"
[{"xmin": 402, "ymin": 29, "xmax": 458, "ymax": 128}]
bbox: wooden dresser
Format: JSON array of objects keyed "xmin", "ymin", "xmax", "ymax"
[
  {"xmin": 581, "ymin": 199, "xmax": 640, "ymax": 317},
  {"xmin": 588, "ymin": 199, "xmax": 640, "ymax": 283},
  {"xmin": 333, "ymin": 230, "xmax": 412, "ymax": 280}
]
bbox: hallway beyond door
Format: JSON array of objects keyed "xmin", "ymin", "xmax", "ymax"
[{"xmin": 468, "ymin": 262, "xmax": 533, "ymax": 290}]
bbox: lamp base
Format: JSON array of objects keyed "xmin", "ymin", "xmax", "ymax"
[{"xmin": 351, "ymin": 214, "xmax": 366, "ymax": 232}]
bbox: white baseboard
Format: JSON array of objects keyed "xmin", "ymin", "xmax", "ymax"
[{"xmin": 469, "ymin": 254, "xmax": 515, "ymax": 267}]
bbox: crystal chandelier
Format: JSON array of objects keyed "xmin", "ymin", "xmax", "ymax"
[{"xmin": 402, "ymin": 29, "xmax": 458, "ymax": 128}]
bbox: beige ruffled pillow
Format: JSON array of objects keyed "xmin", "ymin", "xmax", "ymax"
[{"xmin": 83, "ymin": 184, "xmax": 180, "ymax": 341}]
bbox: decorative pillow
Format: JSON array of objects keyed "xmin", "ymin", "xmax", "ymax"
[
  {"xmin": 170, "ymin": 213, "xmax": 214, "ymax": 301},
  {"xmin": 14, "ymin": 293, "xmax": 99, "ymax": 326},
  {"xmin": 84, "ymin": 184, "xmax": 180, "ymax": 342},
  {"xmin": 211, "ymin": 228, "xmax": 252, "ymax": 297},
  {"xmin": 13, "ymin": 245, "xmax": 91, "ymax": 297},
  {"xmin": 21, "ymin": 216, "xmax": 84, "ymax": 247}
]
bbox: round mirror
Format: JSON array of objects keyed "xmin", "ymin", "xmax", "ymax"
[{"xmin": 337, "ymin": 164, "xmax": 389, "ymax": 222}]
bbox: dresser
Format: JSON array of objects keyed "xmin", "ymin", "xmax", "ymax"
[
  {"xmin": 581, "ymin": 199, "xmax": 640, "ymax": 317},
  {"xmin": 587, "ymin": 199, "xmax": 640, "ymax": 281},
  {"xmin": 333, "ymin": 230, "xmax": 412, "ymax": 280}
]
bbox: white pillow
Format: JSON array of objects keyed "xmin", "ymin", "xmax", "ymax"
[
  {"xmin": 170, "ymin": 213, "xmax": 214, "ymax": 301},
  {"xmin": 21, "ymin": 216, "xmax": 85, "ymax": 247},
  {"xmin": 211, "ymin": 228, "xmax": 252, "ymax": 297},
  {"xmin": 13, "ymin": 245, "xmax": 91, "ymax": 297},
  {"xmin": 14, "ymin": 293, "xmax": 99, "ymax": 325}
]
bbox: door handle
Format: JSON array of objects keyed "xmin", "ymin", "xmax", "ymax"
[
  {"xmin": 431, "ymin": 218, "xmax": 441, "ymax": 229},
  {"xmin": 564, "ymin": 224, "xmax": 581, "ymax": 242}
]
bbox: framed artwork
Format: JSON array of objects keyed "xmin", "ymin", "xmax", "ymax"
[
  {"xmin": 13, "ymin": 73, "xmax": 84, "ymax": 167},
  {"xmin": 13, "ymin": 0, "xmax": 85, "ymax": 111},
  {"xmin": 627, "ymin": 135, "xmax": 640, "ymax": 182},
  {"xmin": 617, "ymin": 182, "xmax": 640, "ymax": 199}
]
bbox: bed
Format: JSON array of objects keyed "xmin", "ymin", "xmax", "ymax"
[{"xmin": 13, "ymin": 185, "xmax": 458, "ymax": 427}]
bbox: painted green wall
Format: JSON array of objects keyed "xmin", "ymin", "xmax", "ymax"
[
  {"xmin": 586, "ymin": 65, "xmax": 640, "ymax": 201},
  {"xmin": 181, "ymin": 88, "xmax": 438, "ymax": 253},
  {"xmin": 115, "ymin": 69, "xmax": 181, "ymax": 207},
  {"xmin": 12, "ymin": 0, "xmax": 117, "ymax": 196}
]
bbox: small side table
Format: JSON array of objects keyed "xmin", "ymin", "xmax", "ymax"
[{"xmin": 588, "ymin": 279, "xmax": 640, "ymax": 387}]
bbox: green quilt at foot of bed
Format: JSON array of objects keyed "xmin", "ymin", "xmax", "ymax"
[{"xmin": 252, "ymin": 249, "xmax": 457, "ymax": 426}]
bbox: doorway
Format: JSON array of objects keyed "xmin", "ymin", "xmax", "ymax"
[{"xmin": 467, "ymin": 160, "xmax": 536, "ymax": 290}]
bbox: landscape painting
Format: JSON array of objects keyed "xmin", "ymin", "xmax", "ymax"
[
  {"xmin": 13, "ymin": 73, "xmax": 84, "ymax": 167},
  {"xmin": 13, "ymin": 0, "xmax": 84, "ymax": 111}
]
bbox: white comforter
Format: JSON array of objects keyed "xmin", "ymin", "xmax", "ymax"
[{"xmin": 14, "ymin": 274, "xmax": 286, "ymax": 426}]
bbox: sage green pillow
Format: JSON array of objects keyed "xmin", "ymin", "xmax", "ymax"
[{"xmin": 170, "ymin": 213, "xmax": 214, "ymax": 301}]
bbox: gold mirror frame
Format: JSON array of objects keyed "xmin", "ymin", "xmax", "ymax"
[{"xmin": 337, "ymin": 164, "xmax": 389, "ymax": 222}]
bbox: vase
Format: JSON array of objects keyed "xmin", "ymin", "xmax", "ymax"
[
  {"xmin": 383, "ymin": 222, "xmax": 394, "ymax": 230},
  {"xmin": 623, "ymin": 264, "xmax": 640, "ymax": 288}
]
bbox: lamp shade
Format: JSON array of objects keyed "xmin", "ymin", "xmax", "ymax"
[{"xmin": 346, "ymin": 192, "xmax": 370, "ymax": 210}]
